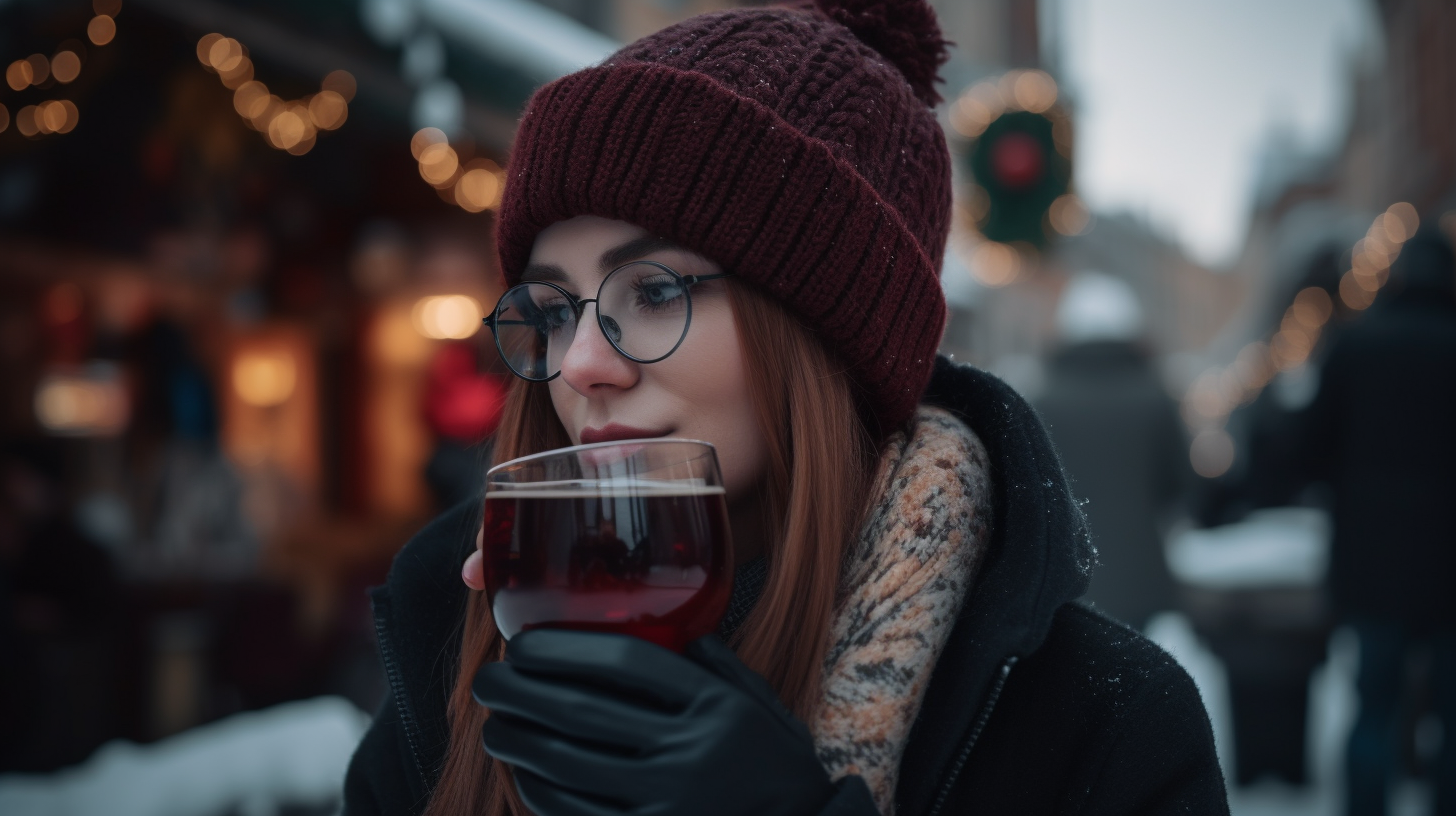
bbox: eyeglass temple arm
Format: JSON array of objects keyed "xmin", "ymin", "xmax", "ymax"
[
  {"xmin": 683, "ymin": 273, "xmax": 732, "ymax": 286},
  {"xmin": 482, "ymin": 273, "xmax": 732, "ymax": 329}
]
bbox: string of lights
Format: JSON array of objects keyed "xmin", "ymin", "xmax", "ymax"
[
  {"xmin": 195, "ymin": 33, "xmax": 356, "ymax": 156},
  {"xmin": 410, "ymin": 126, "xmax": 506, "ymax": 213},
  {"xmin": 1182, "ymin": 202, "xmax": 1424, "ymax": 477},
  {"xmin": 0, "ymin": 0, "xmax": 120, "ymax": 138}
]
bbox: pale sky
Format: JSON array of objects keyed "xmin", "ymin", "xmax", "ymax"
[{"xmin": 1055, "ymin": 0, "xmax": 1379, "ymax": 267}]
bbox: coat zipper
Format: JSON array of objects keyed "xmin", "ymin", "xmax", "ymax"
[
  {"xmin": 926, "ymin": 656, "xmax": 1017, "ymax": 816},
  {"xmin": 373, "ymin": 594, "xmax": 429, "ymax": 787}
]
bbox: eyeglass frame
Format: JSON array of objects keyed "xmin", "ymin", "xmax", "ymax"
[{"xmin": 481, "ymin": 260, "xmax": 733, "ymax": 382}]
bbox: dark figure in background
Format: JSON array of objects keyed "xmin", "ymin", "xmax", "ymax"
[
  {"xmin": 1287, "ymin": 226, "xmax": 1456, "ymax": 816},
  {"xmin": 1036, "ymin": 271, "xmax": 1189, "ymax": 631},
  {"xmin": 0, "ymin": 440, "xmax": 122, "ymax": 772}
]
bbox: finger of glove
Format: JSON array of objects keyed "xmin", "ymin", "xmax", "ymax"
[
  {"xmin": 481, "ymin": 714, "xmax": 649, "ymax": 804},
  {"xmin": 512, "ymin": 766, "xmax": 625, "ymax": 816},
  {"xmin": 506, "ymin": 630, "xmax": 714, "ymax": 710},
  {"xmin": 685, "ymin": 635, "xmax": 812, "ymax": 741},
  {"xmin": 473, "ymin": 661, "xmax": 671, "ymax": 752}
]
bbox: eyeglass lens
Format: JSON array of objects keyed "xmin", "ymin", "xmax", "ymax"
[{"xmin": 491, "ymin": 262, "xmax": 695, "ymax": 380}]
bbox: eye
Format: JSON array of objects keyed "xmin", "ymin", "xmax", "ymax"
[
  {"xmin": 530, "ymin": 298, "xmax": 576, "ymax": 333},
  {"xmin": 632, "ymin": 276, "xmax": 687, "ymax": 311}
]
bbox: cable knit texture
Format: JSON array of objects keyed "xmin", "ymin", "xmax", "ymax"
[
  {"xmin": 496, "ymin": 1, "xmax": 953, "ymax": 431},
  {"xmin": 812, "ymin": 405, "xmax": 993, "ymax": 814}
]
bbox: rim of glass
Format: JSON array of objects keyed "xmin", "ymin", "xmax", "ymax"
[{"xmin": 486, "ymin": 437, "xmax": 719, "ymax": 478}]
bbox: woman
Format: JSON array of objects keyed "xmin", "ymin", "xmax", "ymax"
[{"xmin": 344, "ymin": 2, "xmax": 1228, "ymax": 815}]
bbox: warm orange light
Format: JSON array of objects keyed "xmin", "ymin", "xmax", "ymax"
[
  {"xmin": 208, "ymin": 37, "xmax": 244, "ymax": 72},
  {"xmin": 196, "ymin": 33, "xmax": 224, "ymax": 66},
  {"xmin": 268, "ymin": 109, "xmax": 308, "ymax": 150},
  {"xmin": 35, "ymin": 364, "xmax": 129, "ymax": 437},
  {"xmin": 16, "ymin": 105, "xmax": 39, "ymax": 138},
  {"xmin": 419, "ymin": 142, "xmax": 460, "ymax": 186},
  {"xmin": 37, "ymin": 100, "xmax": 67, "ymax": 134},
  {"xmin": 25, "ymin": 54, "xmax": 49, "ymax": 85},
  {"xmin": 1013, "ymin": 70, "xmax": 1058, "ymax": 114},
  {"xmin": 250, "ymin": 94, "xmax": 284, "ymax": 131},
  {"xmin": 51, "ymin": 51, "xmax": 81, "ymax": 84},
  {"xmin": 88, "ymin": 15, "xmax": 116, "ymax": 47},
  {"xmin": 1339, "ymin": 270, "xmax": 1376, "ymax": 310},
  {"xmin": 950, "ymin": 95, "xmax": 995, "ymax": 138},
  {"xmin": 411, "ymin": 127, "xmax": 447, "ymax": 160},
  {"xmin": 1385, "ymin": 201, "xmax": 1419, "ymax": 240},
  {"xmin": 233, "ymin": 350, "xmax": 297, "ymax": 407},
  {"xmin": 411, "ymin": 295, "xmax": 483, "ymax": 340},
  {"xmin": 0, "ymin": 104, "xmax": 9, "ymax": 134},
  {"xmin": 455, "ymin": 165, "xmax": 503, "ymax": 212},
  {"xmin": 219, "ymin": 57, "xmax": 253, "ymax": 90},
  {"xmin": 307, "ymin": 90, "xmax": 348, "ymax": 130},
  {"xmin": 969, "ymin": 241, "xmax": 1019, "ymax": 287},
  {"xmin": 321, "ymin": 70, "xmax": 357, "ymax": 102},
  {"xmin": 1290, "ymin": 286, "xmax": 1333, "ymax": 327},
  {"xmin": 5, "ymin": 60, "xmax": 31, "ymax": 91},
  {"xmin": 233, "ymin": 81, "xmax": 270, "ymax": 118}
]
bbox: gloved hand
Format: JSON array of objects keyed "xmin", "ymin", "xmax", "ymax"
[{"xmin": 472, "ymin": 629, "xmax": 848, "ymax": 816}]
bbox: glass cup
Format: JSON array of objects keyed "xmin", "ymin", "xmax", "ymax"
[{"xmin": 482, "ymin": 439, "xmax": 733, "ymax": 653}]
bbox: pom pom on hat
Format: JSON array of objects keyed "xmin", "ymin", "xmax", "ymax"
[{"xmin": 813, "ymin": 0, "xmax": 950, "ymax": 106}]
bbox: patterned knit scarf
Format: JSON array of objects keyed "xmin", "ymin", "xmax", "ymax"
[{"xmin": 811, "ymin": 405, "xmax": 994, "ymax": 815}]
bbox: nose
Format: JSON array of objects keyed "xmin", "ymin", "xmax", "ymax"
[{"xmin": 558, "ymin": 302, "xmax": 639, "ymax": 394}]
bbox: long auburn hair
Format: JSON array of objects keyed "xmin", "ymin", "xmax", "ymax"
[{"xmin": 422, "ymin": 279, "xmax": 880, "ymax": 816}]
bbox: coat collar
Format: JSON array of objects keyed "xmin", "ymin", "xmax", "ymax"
[{"xmin": 896, "ymin": 356, "xmax": 1093, "ymax": 816}]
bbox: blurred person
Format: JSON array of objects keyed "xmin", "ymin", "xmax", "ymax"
[
  {"xmin": 0, "ymin": 440, "xmax": 122, "ymax": 772},
  {"xmin": 1035, "ymin": 270, "xmax": 1189, "ymax": 631},
  {"xmin": 1283, "ymin": 225, "xmax": 1456, "ymax": 816},
  {"xmin": 344, "ymin": 3, "xmax": 1227, "ymax": 816}
]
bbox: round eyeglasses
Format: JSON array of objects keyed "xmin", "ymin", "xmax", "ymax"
[{"xmin": 482, "ymin": 260, "xmax": 731, "ymax": 382}]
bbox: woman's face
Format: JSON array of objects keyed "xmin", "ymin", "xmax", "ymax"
[{"xmin": 526, "ymin": 215, "xmax": 768, "ymax": 502}]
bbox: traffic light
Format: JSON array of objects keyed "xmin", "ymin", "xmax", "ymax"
[{"xmin": 966, "ymin": 110, "xmax": 1070, "ymax": 247}]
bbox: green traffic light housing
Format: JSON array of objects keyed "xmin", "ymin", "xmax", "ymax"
[{"xmin": 966, "ymin": 110, "xmax": 1071, "ymax": 248}]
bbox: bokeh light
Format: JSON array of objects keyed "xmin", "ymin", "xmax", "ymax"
[
  {"xmin": 34, "ymin": 367, "xmax": 130, "ymax": 437},
  {"xmin": 233, "ymin": 350, "xmax": 298, "ymax": 408},
  {"xmin": 411, "ymin": 295, "xmax": 483, "ymax": 340},
  {"xmin": 970, "ymin": 241, "xmax": 1020, "ymax": 287},
  {"xmin": 454, "ymin": 162, "xmax": 504, "ymax": 212},
  {"xmin": 5, "ymin": 59, "xmax": 31, "ymax": 90},
  {"xmin": 51, "ymin": 50, "xmax": 81, "ymax": 83},
  {"xmin": 1049, "ymin": 194, "xmax": 1092, "ymax": 236},
  {"xmin": 25, "ymin": 54, "xmax": 50, "ymax": 85},
  {"xmin": 87, "ymin": 14, "xmax": 116, "ymax": 46}
]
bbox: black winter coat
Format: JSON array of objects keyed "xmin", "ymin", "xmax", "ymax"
[
  {"xmin": 343, "ymin": 358, "xmax": 1228, "ymax": 815},
  {"xmin": 1291, "ymin": 285, "xmax": 1456, "ymax": 627}
]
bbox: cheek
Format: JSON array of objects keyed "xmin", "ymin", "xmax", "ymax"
[{"xmin": 660, "ymin": 306, "xmax": 767, "ymax": 498}]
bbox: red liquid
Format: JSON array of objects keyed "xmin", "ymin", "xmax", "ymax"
[{"xmin": 482, "ymin": 487, "xmax": 732, "ymax": 652}]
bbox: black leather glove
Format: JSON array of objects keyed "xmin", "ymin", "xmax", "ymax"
[{"xmin": 472, "ymin": 629, "xmax": 875, "ymax": 816}]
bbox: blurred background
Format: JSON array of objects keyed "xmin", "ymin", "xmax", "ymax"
[{"xmin": 0, "ymin": 0, "xmax": 1452, "ymax": 814}]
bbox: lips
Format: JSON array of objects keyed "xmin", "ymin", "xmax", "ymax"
[{"xmin": 580, "ymin": 423, "xmax": 671, "ymax": 445}]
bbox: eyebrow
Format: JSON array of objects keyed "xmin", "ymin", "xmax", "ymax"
[{"xmin": 519, "ymin": 235, "xmax": 692, "ymax": 285}]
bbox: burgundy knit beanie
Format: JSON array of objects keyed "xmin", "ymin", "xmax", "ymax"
[{"xmin": 496, "ymin": 0, "xmax": 953, "ymax": 432}]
